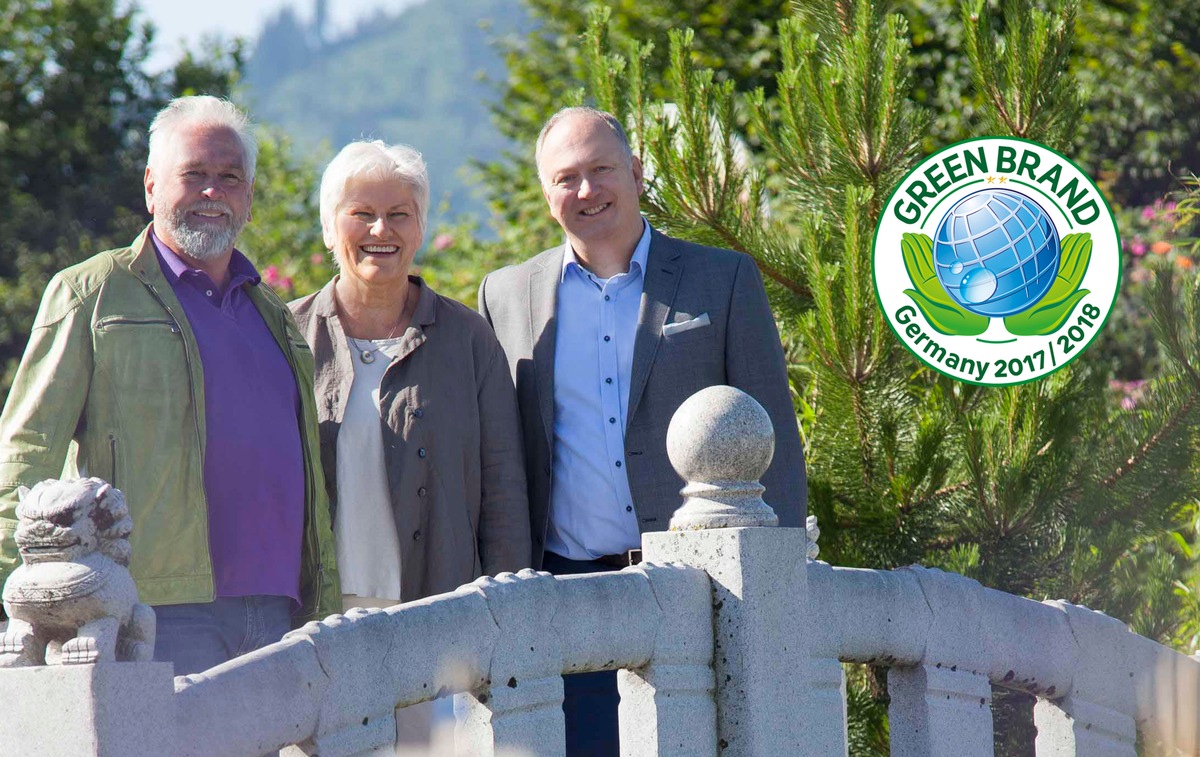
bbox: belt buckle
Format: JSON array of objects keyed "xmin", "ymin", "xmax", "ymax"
[{"xmin": 627, "ymin": 548, "xmax": 643, "ymax": 566}]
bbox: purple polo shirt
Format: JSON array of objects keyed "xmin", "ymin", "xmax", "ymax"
[{"xmin": 153, "ymin": 233, "xmax": 304, "ymax": 603}]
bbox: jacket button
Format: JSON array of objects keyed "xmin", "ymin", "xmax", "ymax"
[
  {"xmin": 418, "ymin": 448, "xmax": 427, "ymax": 458},
  {"xmin": 418, "ymin": 487, "xmax": 427, "ymax": 497},
  {"xmin": 413, "ymin": 530, "xmax": 422, "ymax": 541},
  {"xmin": 412, "ymin": 408, "xmax": 424, "ymax": 418}
]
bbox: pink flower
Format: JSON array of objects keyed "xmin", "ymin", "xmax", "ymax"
[
  {"xmin": 1121, "ymin": 395, "xmax": 1137, "ymax": 410},
  {"xmin": 280, "ymin": 276, "xmax": 294, "ymax": 291},
  {"xmin": 263, "ymin": 265, "xmax": 281, "ymax": 286},
  {"xmin": 1131, "ymin": 239, "xmax": 1147, "ymax": 256},
  {"xmin": 1142, "ymin": 206, "xmax": 1156, "ymax": 220},
  {"xmin": 310, "ymin": 253, "xmax": 325, "ymax": 266},
  {"xmin": 433, "ymin": 233, "xmax": 455, "ymax": 251}
]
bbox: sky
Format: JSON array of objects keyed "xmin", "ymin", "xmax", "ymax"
[{"xmin": 122, "ymin": 0, "xmax": 427, "ymax": 72}]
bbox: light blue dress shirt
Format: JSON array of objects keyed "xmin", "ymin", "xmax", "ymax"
[{"xmin": 546, "ymin": 219, "xmax": 652, "ymax": 560}]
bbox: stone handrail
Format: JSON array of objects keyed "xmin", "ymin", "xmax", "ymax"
[
  {"xmin": 173, "ymin": 564, "xmax": 712, "ymax": 756},
  {"xmin": 806, "ymin": 562, "xmax": 1200, "ymax": 755},
  {"xmin": 1, "ymin": 385, "xmax": 1197, "ymax": 755}
]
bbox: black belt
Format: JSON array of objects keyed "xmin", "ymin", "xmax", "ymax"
[{"xmin": 594, "ymin": 548, "xmax": 643, "ymax": 569}]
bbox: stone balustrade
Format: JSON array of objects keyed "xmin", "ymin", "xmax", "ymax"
[{"xmin": 1, "ymin": 385, "xmax": 1197, "ymax": 756}]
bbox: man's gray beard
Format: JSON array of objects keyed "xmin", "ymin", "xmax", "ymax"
[{"xmin": 159, "ymin": 203, "xmax": 248, "ymax": 261}]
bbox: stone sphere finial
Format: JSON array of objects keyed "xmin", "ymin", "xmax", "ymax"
[{"xmin": 666, "ymin": 385, "xmax": 779, "ymax": 529}]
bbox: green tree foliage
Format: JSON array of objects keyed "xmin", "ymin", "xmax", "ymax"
[
  {"xmin": 482, "ymin": 0, "xmax": 790, "ymax": 249},
  {"xmin": 484, "ymin": 0, "xmax": 1200, "ymax": 233},
  {"xmin": 560, "ymin": 1, "xmax": 1200, "ymax": 750},
  {"xmin": 0, "ymin": 0, "xmax": 246, "ymax": 404}
]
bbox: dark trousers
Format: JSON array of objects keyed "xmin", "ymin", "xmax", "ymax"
[{"xmin": 542, "ymin": 551, "xmax": 621, "ymax": 757}]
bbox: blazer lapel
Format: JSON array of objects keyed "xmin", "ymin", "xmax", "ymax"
[
  {"xmin": 529, "ymin": 253, "xmax": 560, "ymax": 453},
  {"xmin": 627, "ymin": 232, "xmax": 682, "ymax": 426}
]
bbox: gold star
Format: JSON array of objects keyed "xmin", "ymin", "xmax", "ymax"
[
  {"xmin": 998, "ymin": 175, "xmax": 1008, "ymax": 184},
  {"xmin": 986, "ymin": 175, "xmax": 996, "ymax": 184}
]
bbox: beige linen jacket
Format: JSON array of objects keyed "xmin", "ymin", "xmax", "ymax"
[{"xmin": 290, "ymin": 277, "xmax": 530, "ymax": 602}]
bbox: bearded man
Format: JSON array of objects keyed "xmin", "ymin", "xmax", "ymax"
[{"xmin": 0, "ymin": 96, "xmax": 339, "ymax": 675}]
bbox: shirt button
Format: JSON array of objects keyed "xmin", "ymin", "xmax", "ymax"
[
  {"xmin": 606, "ymin": 378, "xmax": 613, "ymax": 384},
  {"xmin": 604, "ymin": 335, "xmax": 611, "ymax": 342},
  {"xmin": 205, "ymin": 289, "xmax": 214, "ymax": 297},
  {"xmin": 418, "ymin": 487, "xmax": 427, "ymax": 497},
  {"xmin": 413, "ymin": 530, "xmax": 421, "ymax": 541},
  {"xmin": 604, "ymin": 295, "xmax": 611, "ymax": 301},
  {"xmin": 615, "ymin": 461, "xmax": 622, "ymax": 468},
  {"xmin": 418, "ymin": 448, "xmax": 427, "ymax": 458},
  {"xmin": 609, "ymin": 417, "xmax": 616, "ymax": 424},
  {"xmin": 626, "ymin": 506, "xmax": 633, "ymax": 512},
  {"xmin": 412, "ymin": 408, "xmax": 424, "ymax": 418}
]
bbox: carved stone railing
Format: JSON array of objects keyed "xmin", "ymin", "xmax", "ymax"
[{"xmin": 1, "ymin": 386, "xmax": 1197, "ymax": 755}]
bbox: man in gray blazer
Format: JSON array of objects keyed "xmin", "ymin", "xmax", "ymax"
[{"xmin": 478, "ymin": 106, "xmax": 806, "ymax": 755}]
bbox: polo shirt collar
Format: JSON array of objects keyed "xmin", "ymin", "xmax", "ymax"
[
  {"xmin": 560, "ymin": 217, "xmax": 651, "ymax": 283},
  {"xmin": 150, "ymin": 230, "xmax": 261, "ymax": 288}
]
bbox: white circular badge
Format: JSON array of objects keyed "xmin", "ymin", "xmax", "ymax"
[{"xmin": 873, "ymin": 137, "xmax": 1121, "ymax": 385}]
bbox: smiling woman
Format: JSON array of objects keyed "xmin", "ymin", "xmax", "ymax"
[{"xmin": 286, "ymin": 139, "xmax": 532, "ymax": 749}]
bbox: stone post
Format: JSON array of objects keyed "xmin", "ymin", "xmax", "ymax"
[
  {"xmin": 0, "ymin": 663, "xmax": 175, "ymax": 756},
  {"xmin": 887, "ymin": 567, "xmax": 994, "ymax": 756},
  {"xmin": 1033, "ymin": 601, "xmax": 1138, "ymax": 757},
  {"xmin": 887, "ymin": 665, "xmax": 993, "ymax": 757},
  {"xmin": 618, "ymin": 563, "xmax": 717, "ymax": 757},
  {"xmin": 806, "ymin": 658, "xmax": 848, "ymax": 756},
  {"xmin": 457, "ymin": 570, "xmax": 566, "ymax": 757},
  {"xmin": 641, "ymin": 386, "xmax": 809, "ymax": 756},
  {"xmin": 0, "ymin": 478, "xmax": 175, "ymax": 756}
]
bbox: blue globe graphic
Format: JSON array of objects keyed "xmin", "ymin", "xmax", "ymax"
[{"xmin": 933, "ymin": 188, "xmax": 1060, "ymax": 317}]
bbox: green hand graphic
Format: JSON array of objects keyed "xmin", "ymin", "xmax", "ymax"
[
  {"xmin": 1003, "ymin": 232, "xmax": 1092, "ymax": 336},
  {"xmin": 900, "ymin": 232, "xmax": 990, "ymax": 336}
]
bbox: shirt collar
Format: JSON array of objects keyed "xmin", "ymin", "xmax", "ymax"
[
  {"xmin": 560, "ymin": 217, "xmax": 651, "ymax": 283},
  {"xmin": 150, "ymin": 230, "xmax": 261, "ymax": 288}
]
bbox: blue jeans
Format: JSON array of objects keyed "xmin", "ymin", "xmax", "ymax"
[{"xmin": 153, "ymin": 595, "xmax": 294, "ymax": 676}]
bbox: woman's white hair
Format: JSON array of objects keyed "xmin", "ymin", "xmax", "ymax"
[
  {"xmin": 319, "ymin": 140, "xmax": 431, "ymax": 244},
  {"xmin": 147, "ymin": 96, "xmax": 258, "ymax": 180}
]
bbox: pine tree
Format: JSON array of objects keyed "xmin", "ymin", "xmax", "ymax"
[{"xmin": 564, "ymin": 1, "xmax": 1200, "ymax": 751}]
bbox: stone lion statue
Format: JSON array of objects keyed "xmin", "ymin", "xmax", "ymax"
[{"xmin": 0, "ymin": 478, "xmax": 155, "ymax": 666}]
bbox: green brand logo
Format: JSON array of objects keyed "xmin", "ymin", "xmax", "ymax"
[{"xmin": 873, "ymin": 137, "xmax": 1121, "ymax": 385}]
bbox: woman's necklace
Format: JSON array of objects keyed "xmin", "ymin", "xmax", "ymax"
[
  {"xmin": 350, "ymin": 318, "xmax": 402, "ymax": 364},
  {"xmin": 337, "ymin": 278, "xmax": 415, "ymax": 365}
]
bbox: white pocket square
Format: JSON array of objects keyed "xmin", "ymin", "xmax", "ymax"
[{"xmin": 662, "ymin": 312, "xmax": 711, "ymax": 336}]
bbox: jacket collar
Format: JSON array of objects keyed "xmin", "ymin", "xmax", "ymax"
[
  {"xmin": 626, "ymin": 229, "xmax": 683, "ymax": 425},
  {"xmin": 311, "ymin": 274, "xmax": 437, "ymax": 328}
]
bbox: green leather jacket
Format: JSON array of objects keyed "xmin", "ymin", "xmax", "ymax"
[{"xmin": 0, "ymin": 227, "xmax": 340, "ymax": 623}]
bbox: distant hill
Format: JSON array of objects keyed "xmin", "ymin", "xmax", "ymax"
[{"xmin": 243, "ymin": 0, "xmax": 529, "ymax": 226}]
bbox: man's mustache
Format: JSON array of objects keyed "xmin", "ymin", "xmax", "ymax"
[{"xmin": 186, "ymin": 201, "xmax": 233, "ymax": 218}]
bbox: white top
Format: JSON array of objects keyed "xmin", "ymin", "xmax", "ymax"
[
  {"xmin": 545, "ymin": 219, "xmax": 652, "ymax": 559},
  {"xmin": 335, "ymin": 335, "xmax": 406, "ymax": 602}
]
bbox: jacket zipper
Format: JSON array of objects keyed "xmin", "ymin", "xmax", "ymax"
[
  {"xmin": 96, "ymin": 317, "xmax": 180, "ymax": 332},
  {"xmin": 108, "ymin": 433, "xmax": 118, "ymax": 487}
]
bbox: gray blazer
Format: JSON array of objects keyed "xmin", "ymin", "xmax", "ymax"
[
  {"xmin": 291, "ymin": 277, "xmax": 531, "ymax": 601},
  {"xmin": 479, "ymin": 230, "xmax": 806, "ymax": 567}
]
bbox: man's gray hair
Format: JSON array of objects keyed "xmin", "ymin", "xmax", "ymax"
[
  {"xmin": 147, "ymin": 96, "xmax": 258, "ymax": 181},
  {"xmin": 319, "ymin": 140, "xmax": 431, "ymax": 242},
  {"xmin": 535, "ymin": 106, "xmax": 634, "ymax": 186}
]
